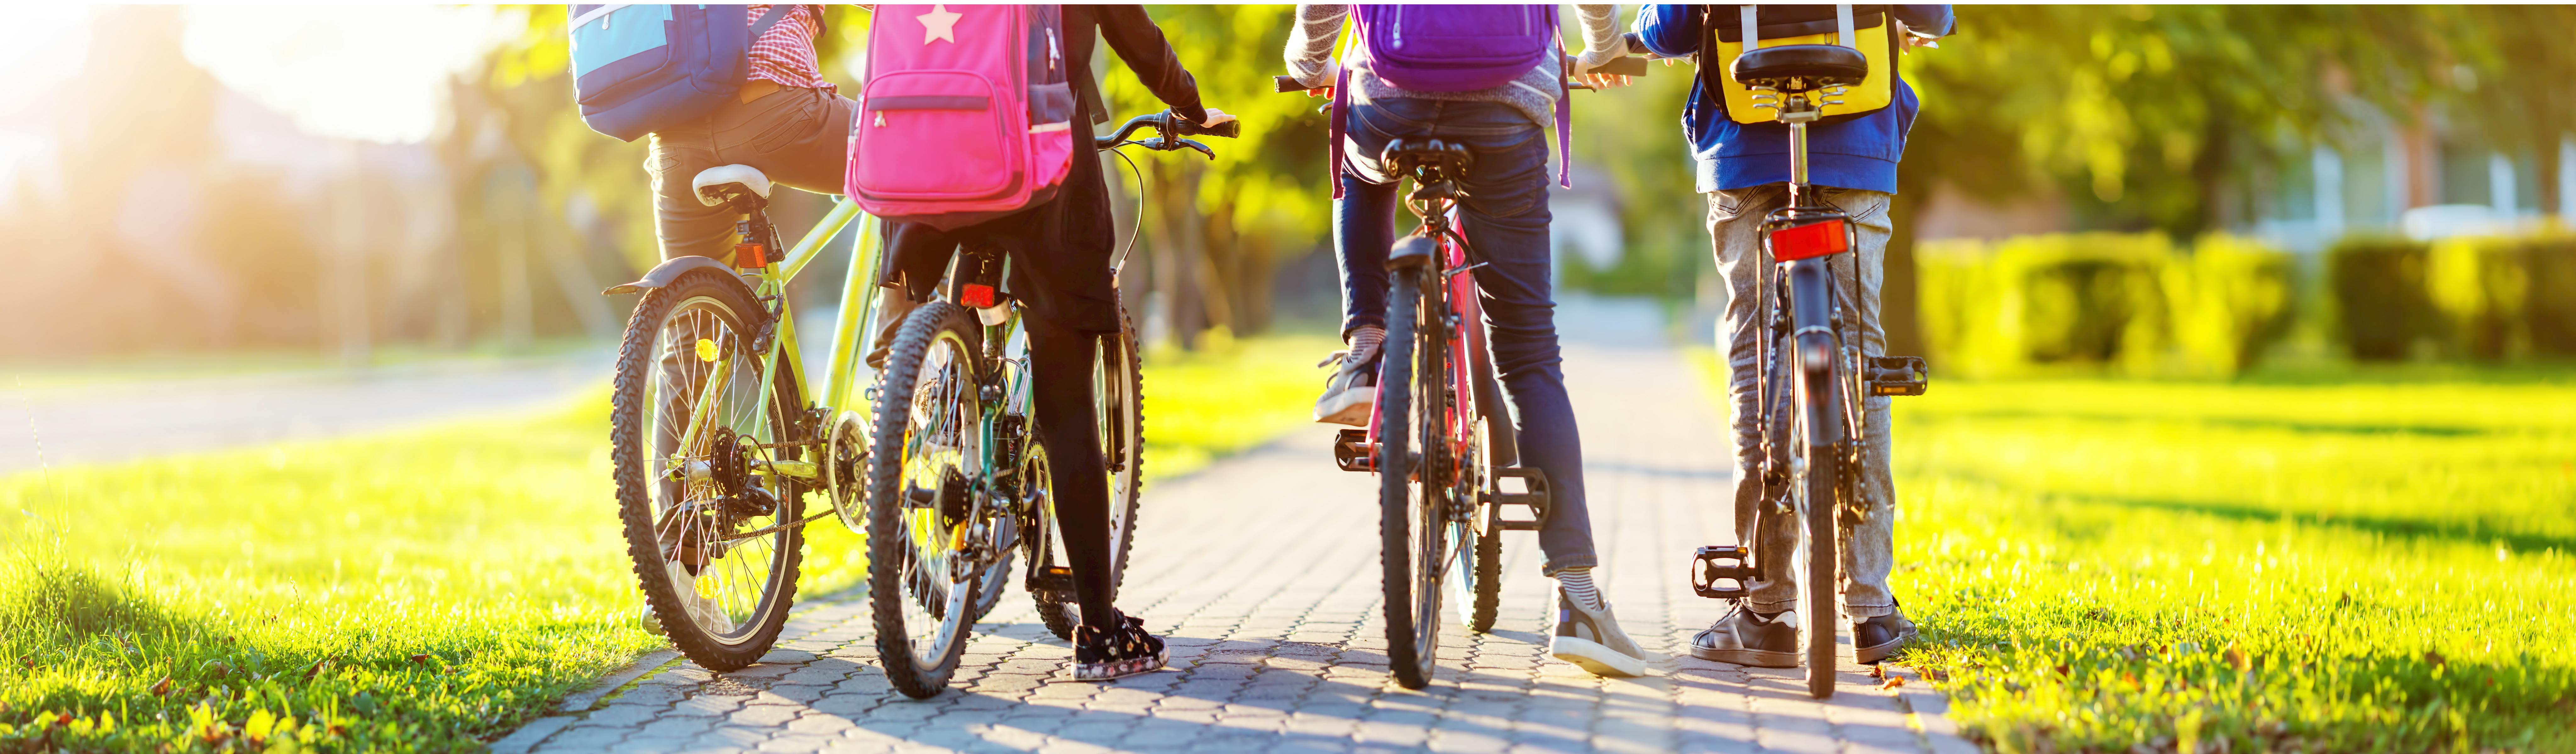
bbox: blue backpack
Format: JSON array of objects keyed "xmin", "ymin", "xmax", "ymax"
[{"xmin": 568, "ymin": 4, "xmax": 804, "ymax": 142}]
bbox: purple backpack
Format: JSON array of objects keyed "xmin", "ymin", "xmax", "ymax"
[
  {"xmin": 1329, "ymin": 5, "xmax": 1573, "ymax": 198},
  {"xmin": 1356, "ymin": 5, "xmax": 1559, "ymax": 92}
]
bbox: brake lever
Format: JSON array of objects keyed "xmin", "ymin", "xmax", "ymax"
[{"xmin": 1176, "ymin": 138, "xmax": 1215, "ymax": 160}]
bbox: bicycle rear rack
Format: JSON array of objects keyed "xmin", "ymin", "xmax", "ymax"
[
  {"xmin": 1692, "ymin": 545, "xmax": 1758, "ymax": 600},
  {"xmin": 1487, "ymin": 467, "xmax": 1551, "ymax": 531}
]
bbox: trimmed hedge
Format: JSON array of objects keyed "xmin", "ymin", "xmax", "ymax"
[
  {"xmin": 2421, "ymin": 229, "xmax": 2576, "ymax": 360},
  {"xmin": 2329, "ymin": 236, "xmax": 2439, "ymax": 361},
  {"xmin": 1919, "ymin": 233, "xmax": 2294, "ymax": 378}
]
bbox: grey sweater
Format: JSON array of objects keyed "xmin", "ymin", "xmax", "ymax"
[{"xmin": 1285, "ymin": 4, "xmax": 1625, "ymax": 132}]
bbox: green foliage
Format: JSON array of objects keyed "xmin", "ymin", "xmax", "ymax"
[
  {"xmin": 1874, "ymin": 376, "xmax": 2576, "ymax": 753},
  {"xmin": 2425, "ymin": 229, "xmax": 2576, "ymax": 362},
  {"xmin": 1102, "ymin": 5, "xmax": 1332, "ymax": 253},
  {"xmin": 2171, "ymin": 235, "xmax": 2298, "ymax": 377},
  {"xmin": 2327, "ymin": 236, "xmax": 2438, "ymax": 362},
  {"xmin": 1906, "ymin": 6, "xmax": 2494, "ymax": 236},
  {"xmin": 1918, "ymin": 233, "xmax": 2294, "ymax": 378}
]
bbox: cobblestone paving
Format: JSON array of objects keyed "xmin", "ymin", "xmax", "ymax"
[{"xmin": 503, "ymin": 313, "xmax": 1977, "ymax": 753}]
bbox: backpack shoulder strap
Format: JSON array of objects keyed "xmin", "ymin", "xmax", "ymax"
[{"xmin": 748, "ymin": 4, "xmax": 794, "ymax": 43}]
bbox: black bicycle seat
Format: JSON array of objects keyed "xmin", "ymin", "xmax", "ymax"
[{"xmin": 1730, "ymin": 44, "xmax": 1868, "ymax": 91}]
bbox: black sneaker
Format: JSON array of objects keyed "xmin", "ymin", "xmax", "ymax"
[
  {"xmin": 1072, "ymin": 612, "xmax": 1168, "ymax": 682},
  {"xmin": 1690, "ymin": 603, "xmax": 1798, "ymax": 667},
  {"xmin": 1852, "ymin": 603, "xmax": 1917, "ymax": 665}
]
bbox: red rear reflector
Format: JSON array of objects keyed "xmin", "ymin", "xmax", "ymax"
[
  {"xmin": 734, "ymin": 243, "xmax": 769, "ymax": 268},
  {"xmin": 960, "ymin": 283, "xmax": 997, "ymax": 308},
  {"xmin": 1770, "ymin": 219, "xmax": 1849, "ymax": 261}
]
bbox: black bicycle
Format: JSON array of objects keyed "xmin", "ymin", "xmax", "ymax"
[
  {"xmin": 1684, "ymin": 43, "xmax": 1929, "ymax": 700},
  {"xmin": 864, "ymin": 111, "xmax": 1234, "ymax": 698}
]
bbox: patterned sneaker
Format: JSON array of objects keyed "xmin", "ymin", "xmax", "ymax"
[
  {"xmin": 1072, "ymin": 612, "xmax": 1169, "ymax": 682},
  {"xmin": 1690, "ymin": 603, "xmax": 1799, "ymax": 667},
  {"xmin": 1852, "ymin": 602, "xmax": 1918, "ymax": 664},
  {"xmin": 1312, "ymin": 341, "xmax": 1380, "ymax": 426},
  {"xmin": 1550, "ymin": 594, "xmax": 1649, "ymax": 677}
]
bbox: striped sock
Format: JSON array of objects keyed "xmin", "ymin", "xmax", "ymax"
[
  {"xmin": 1557, "ymin": 567, "xmax": 1603, "ymax": 612},
  {"xmin": 1347, "ymin": 325, "xmax": 1385, "ymax": 364}
]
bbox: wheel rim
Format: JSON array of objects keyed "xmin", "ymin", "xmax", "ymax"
[
  {"xmin": 892, "ymin": 328, "xmax": 979, "ymax": 668},
  {"xmin": 648, "ymin": 296, "xmax": 793, "ymax": 645}
]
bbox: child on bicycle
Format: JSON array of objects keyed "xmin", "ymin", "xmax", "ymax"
[
  {"xmin": 873, "ymin": 5, "xmax": 1233, "ymax": 682},
  {"xmin": 1286, "ymin": 4, "xmax": 1651, "ymax": 678},
  {"xmin": 1630, "ymin": 4, "xmax": 1951, "ymax": 668}
]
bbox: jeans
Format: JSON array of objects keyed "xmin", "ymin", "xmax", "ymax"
[
  {"xmin": 1337, "ymin": 99, "xmax": 1596, "ymax": 576},
  {"xmin": 1707, "ymin": 185, "xmax": 1897, "ymax": 619},
  {"xmin": 646, "ymin": 86, "xmax": 856, "ymax": 262}
]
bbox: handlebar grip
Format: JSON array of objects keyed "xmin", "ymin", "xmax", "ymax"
[
  {"xmin": 1175, "ymin": 118, "xmax": 1241, "ymax": 139},
  {"xmin": 1274, "ymin": 75, "xmax": 1315, "ymax": 94},
  {"xmin": 1596, "ymin": 56, "xmax": 1651, "ymax": 77}
]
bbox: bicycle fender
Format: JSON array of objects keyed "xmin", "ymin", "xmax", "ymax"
[{"xmin": 603, "ymin": 255, "xmax": 740, "ymax": 296}]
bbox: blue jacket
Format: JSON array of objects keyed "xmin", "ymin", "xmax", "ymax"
[{"xmin": 1633, "ymin": 5, "xmax": 1953, "ymax": 194}]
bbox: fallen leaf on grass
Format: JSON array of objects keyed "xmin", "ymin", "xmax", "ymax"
[
  {"xmin": 2424, "ymin": 650, "xmax": 2446, "ymax": 667},
  {"xmin": 408, "ymin": 654, "xmax": 434, "ymax": 665},
  {"xmin": 149, "ymin": 677, "xmax": 173, "ymax": 696},
  {"xmin": 2223, "ymin": 645, "xmax": 2250, "ymax": 672}
]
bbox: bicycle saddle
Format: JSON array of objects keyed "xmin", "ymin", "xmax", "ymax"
[
  {"xmin": 692, "ymin": 164, "xmax": 773, "ymax": 208},
  {"xmin": 1730, "ymin": 44, "xmax": 1868, "ymax": 92}
]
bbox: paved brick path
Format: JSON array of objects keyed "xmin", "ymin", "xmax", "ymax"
[{"xmin": 500, "ymin": 303, "xmax": 1977, "ymax": 753}]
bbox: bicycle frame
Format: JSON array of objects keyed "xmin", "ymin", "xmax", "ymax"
[{"xmin": 668, "ymin": 198, "xmax": 885, "ymax": 473}]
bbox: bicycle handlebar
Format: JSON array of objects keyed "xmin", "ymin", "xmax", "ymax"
[
  {"xmin": 1272, "ymin": 49, "xmax": 1652, "ymax": 94},
  {"xmin": 1094, "ymin": 110, "xmax": 1237, "ymax": 160}
]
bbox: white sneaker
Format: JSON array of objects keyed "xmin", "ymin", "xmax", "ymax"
[
  {"xmin": 1312, "ymin": 345, "xmax": 1379, "ymax": 426},
  {"xmin": 1551, "ymin": 594, "xmax": 1649, "ymax": 677}
]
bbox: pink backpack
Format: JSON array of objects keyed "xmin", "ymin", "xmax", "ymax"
[{"xmin": 847, "ymin": 4, "xmax": 1075, "ymax": 231}]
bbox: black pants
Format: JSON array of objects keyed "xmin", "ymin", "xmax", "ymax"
[{"xmin": 886, "ymin": 220, "xmax": 1122, "ymax": 631}]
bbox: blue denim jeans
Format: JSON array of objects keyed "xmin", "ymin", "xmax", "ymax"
[{"xmin": 1336, "ymin": 98, "xmax": 1596, "ymax": 576}]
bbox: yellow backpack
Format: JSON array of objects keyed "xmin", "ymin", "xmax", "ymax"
[{"xmin": 1707, "ymin": 4, "xmax": 1899, "ymax": 124}]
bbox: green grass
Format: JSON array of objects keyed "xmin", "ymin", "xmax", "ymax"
[
  {"xmin": 1689, "ymin": 356, "xmax": 2576, "ymax": 752},
  {"xmin": 0, "ymin": 335, "xmax": 1330, "ymax": 752}
]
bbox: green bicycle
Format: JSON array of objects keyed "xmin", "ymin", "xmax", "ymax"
[{"xmin": 602, "ymin": 169, "xmax": 889, "ymax": 672}]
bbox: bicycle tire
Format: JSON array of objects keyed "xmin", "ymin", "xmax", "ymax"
[
  {"xmin": 1032, "ymin": 304, "xmax": 1146, "ymax": 640},
  {"xmin": 1461, "ymin": 525, "xmax": 1502, "ymax": 634},
  {"xmin": 867, "ymin": 302, "xmax": 986, "ymax": 699},
  {"xmin": 1379, "ymin": 266, "xmax": 1449, "ymax": 690},
  {"xmin": 1795, "ymin": 337, "xmax": 1848, "ymax": 700},
  {"xmin": 609, "ymin": 269, "xmax": 805, "ymax": 672}
]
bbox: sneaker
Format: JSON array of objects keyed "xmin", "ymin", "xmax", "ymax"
[
  {"xmin": 1312, "ymin": 344, "xmax": 1380, "ymax": 426},
  {"xmin": 1690, "ymin": 603, "xmax": 1799, "ymax": 667},
  {"xmin": 1852, "ymin": 602, "xmax": 1918, "ymax": 665},
  {"xmin": 1551, "ymin": 594, "xmax": 1649, "ymax": 677},
  {"xmin": 1071, "ymin": 611, "xmax": 1168, "ymax": 682}
]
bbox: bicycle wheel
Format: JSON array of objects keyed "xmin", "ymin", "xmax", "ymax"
[
  {"xmin": 1031, "ymin": 304, "xmax": 1146, "ymax": 640},
  {"xmin": 1792, "ymin": 333, "xmax": 1848, "ymax": 700},
  {"xmin": 610, "ymin": 269, "xmax": 805, "ymax": 672},
  {"xmin": 1378, "ymin": 267, "xmax": 1452, "ymax": 690},
  {"xmin": 867, "ymin": 302, "xmax": 986, "ymax": 698}
]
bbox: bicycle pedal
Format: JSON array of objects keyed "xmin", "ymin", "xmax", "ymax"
[
  {"xmin": 1865, "ymin": 356, "xmax": 1928, "ymax": 397},
  {"xmin": 1487, "ymin": 466, "xmax": 1550, "ymax": 531},
  {"xmin": 1692, "ymin": 545, "xmax": 1758, "ymax": 600},
  {"xmin": 1025, "ymin": 565, "xmax": 1074, "ymax": 597},
  {"xmin": 1332, "ymin": 429, "xmax": 1376, "ymax": 473}
]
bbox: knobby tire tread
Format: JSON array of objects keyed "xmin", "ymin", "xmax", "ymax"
[
  {"xmin": 1379, "ymin": 268, "xmax": 1435, "ymax": 690},
  {"xmin": 867, "ymin": 302, "xmax": 983, "ymax": 699},
  {"xmin": 609, "ymin": 269, "xmax": 803, "ymax": 673}
]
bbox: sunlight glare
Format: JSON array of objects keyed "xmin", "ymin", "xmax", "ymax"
[{"xmin": 181, "ymin": 6, "xmax": 517, "ymax": 144}]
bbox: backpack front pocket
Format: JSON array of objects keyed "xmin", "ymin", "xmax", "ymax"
[{"xmin": 854, "ymin": 71, "xmax": 1019, "ymax": 200}]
